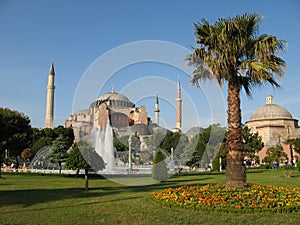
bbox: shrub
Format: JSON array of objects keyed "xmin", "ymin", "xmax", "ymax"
[
  {"xmin": 259, "ymin": 164, "xmax": 272, "ymax": 169},
  {"xmin": 152, "ymin": 151, "xmax": 168, "ymax": 182},
  {"xmin": 212, "ymin": 156, "xmax": 226, "ymax": 171}
]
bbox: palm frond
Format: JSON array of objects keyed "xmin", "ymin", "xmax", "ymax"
[{"xmin": 187, "ymin": 13, "xmax": 286, "ymax": 96}]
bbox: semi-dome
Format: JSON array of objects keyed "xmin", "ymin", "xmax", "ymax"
[
  {"xmin": 130, "ymin": 124, "xmax": 152, "ymax": 136},
  {"xmin": 249, "ymin": 95, "xmax": 293, "ymax": 121},
  {"xmin": 92, "ymin": 87, "xmax": 135, "ymax": 108}
]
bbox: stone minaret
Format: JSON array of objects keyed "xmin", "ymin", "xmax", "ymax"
[
  {"xmin": 176, "ymin": 76, "xmax": 182, "ymax": 131},
  {"xmin": 154, "ymin": 93, "xmax": 160, "ymax": 125},
  {"xmin": 44, "ymin": 62, "xmax": 55, "ymax": 128}
]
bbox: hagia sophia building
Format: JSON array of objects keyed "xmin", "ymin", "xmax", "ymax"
[
  {"xmin": 44, "ymin": 62, "xmax": 300, "ymax": 164},
  {"xmin": 64, "ymin": 87, "xmax": 169, "ymax": 140},
  {"xmin": 45, "ymin": 62, "xmax": 184, "ymax": 142}
]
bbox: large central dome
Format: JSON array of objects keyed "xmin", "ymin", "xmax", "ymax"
[
  {"xmin": 93, "ymin": 87, "xmax": 135, "ymax": 108},
  {"xmin": 249, "ymin": 95, "xmax": 293, "ymax": 121}
]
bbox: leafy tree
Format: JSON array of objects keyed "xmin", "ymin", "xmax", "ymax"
[
  {"xmin": 286, "ymin": 138, "xmax": 300, "ymax": 164},
  {"xmin": 181, "ymin": 124, "xmax": 226, "ymax": 169},
  {"xmin": 291, "ymin": 138, "xmax": 300, "ymax": 154},
  {"xmin": 21, "ymin": 148, "xmax": 36, "ymax": 161},
  {"xmin": 65, "ymin": 140, "xmax": 105, "ymax": 190},
  {"xmin": 185, "ymin": 137, "xmax": 206, "ymax": 168},
  {"xmin": 48, "ymin": 135, "xmax": 69, "ymax": 174},
  {"xmin": 113, "ymin": 137, "xmax": 129, "ymax": 152},
  {"xmin": 53, "ymin": 126, "xmax": 74, "ymax": 148},
  {"xmin": 31, "ymin": 137, "xmax": 52, "ymax": 155},
  {"xmin": 242, "ymin": 125, "xmax": 264, "ymax": 161},
  {"xmin": 28, "ymin": 126, "xmax": 74, "ymax": 163},
  {"xmin": 114, "ymin": 135, "xmax": 140, "ymax": 152},
  {"xmin": 113, "ymin": 135, "xmax": 141, "ymax": 164},
  {"xmin": 286, "ymin": 138, "xmax": 300, "ymax": 167},
  {"xmin": 0, "ymin": 108, "xmax": 32, "ymax": 176},
  {"xmin": 264, "ymin": 145, "xmax": 287, "ymax": 167},
  {"xmin": 212, "ymin": 142, "xmax": 227, "ymax": 171},
  {"xmin": 160, "ymin": 132, "xmax": 188, "ymax": 160},
  {"xmin": 145, "ymin": 132, "xmax": 166, "ymax": 152},
  {"xmin": 187, "ymin": 13, "xmax": 286, "ymax": 187},
  {"xmin": 146, "ymin": 131, "xmax": 188, "ymax": 163},
  {"xmin": 180, "ymin": 135, "xmax": 199, "ymax": 167},
  {"xmin": 65, "ymin": 144, "xmax": 89, "ymax": 177},
  {"xmin": 152, "ymin": 151, "xmax": 168, "ymax": 182},
  {"xmin": 212, "ymin": 125, "xmax": 263, "ymax": 171}
]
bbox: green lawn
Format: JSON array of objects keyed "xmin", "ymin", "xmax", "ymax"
[{"xmin": 0, "ymin": 169, "xmax": 300, "ymax": 225}]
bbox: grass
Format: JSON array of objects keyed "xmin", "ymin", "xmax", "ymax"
[{"xmin": 0, "ymin": 169, "xmax": 299, "ymax": 225}]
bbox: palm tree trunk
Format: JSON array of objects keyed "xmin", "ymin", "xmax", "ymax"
[{"xmin": 226, "ymin": 79, "xmax": 246, "ymax": 188}]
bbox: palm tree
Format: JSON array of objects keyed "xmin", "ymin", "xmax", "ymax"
[{"xmin": 186, "ymin": 13, "xmax": 286, "ymax": 188}]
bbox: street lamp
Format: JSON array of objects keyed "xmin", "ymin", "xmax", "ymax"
[
  {"xmin": 170, "ymin": 147, "xmax": 174, "ymax": 171},
  {"xmin": 128, "ymin": 135, "xmax": 132, "ymax": 173}
]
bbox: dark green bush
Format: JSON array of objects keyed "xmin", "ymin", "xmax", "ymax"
[
  {"xmin": 152, "ymin": 151, "xmax": 168, "ymax": 182},
  {"xmin": 212, "ymin": 156, "xmax": 226, "ymax": 171},
  {"xmin": 259, "ymin": 164, "xmax": 272, "ymax": 169}
]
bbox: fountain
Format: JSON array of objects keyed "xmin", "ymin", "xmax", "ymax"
[
  {"xmin": 29, "ymin": 145, "xmax": 57, "ymax": 170},
  {"xmin": 93, "ymin": 117, "xmax": 115, "ymax": 173}
]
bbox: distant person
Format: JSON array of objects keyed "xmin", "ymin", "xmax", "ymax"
[{"xmin": 285, "ymin": 158, "xmax": 288, "ymax": 165}]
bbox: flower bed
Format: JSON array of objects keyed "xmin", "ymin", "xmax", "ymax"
[{"xmin": 150, "ymin": 183, "xmax": 300, "ymax": 213}]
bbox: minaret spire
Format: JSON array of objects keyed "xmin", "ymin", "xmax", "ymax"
[
  {"xmin": 49, "ymin": 60, "xmax": 55, "ymax": 75},
  {"xmin": 44, "ymin": 61, "xmax": 55, "ymax": 128},
  {"xmin": 154, "ymin": 93, "xmax": 160, "ymax": 125},
  {"xmin": 176, "ymin": 75, "xmax": 182, "ymax": 131}
]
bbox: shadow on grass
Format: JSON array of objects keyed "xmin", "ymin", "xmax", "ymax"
[
  {"xmin": 0, "ymin": 175, "xmax": 215, "ymax": 209},
  {"xmin": 0, "ymin": 194, "xmax": 141, "ymax": 215},
  {"xmin": 104, "ymin": 176, "xmax": 214, "ymax": 194},
  {"xmin": 0, "ymin": 187, "xmax": 120, "ymax": 208}
]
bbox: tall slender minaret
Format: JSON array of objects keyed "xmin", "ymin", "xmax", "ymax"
[
  {"xmin": 44, "ymin": 61, "xmax": 55, "ymax": 128},
  {"xmin": 154, "ymin": 93, "xmax": 160, "ymax": 125},
  {"xmin": 176, "ymin": 76, "xmax": 182, "ymax": 131}
]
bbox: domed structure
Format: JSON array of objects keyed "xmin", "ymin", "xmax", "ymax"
[
  {"xmin": 130, "ymin": 124, "xmax": 152, "ymax": 136},
  {"xmin": 92, "ymin": 87, "xmax": 135, "ymax": 108},
  {"xmin": 246, "ymin": 95, "xmax": 299, "ymax": 163},
  {"xmin": 250, "ymin": 95, "xmax": 293, "ymax": 121},
  {"xmin": 246, "ymin": 95, "xmax": 298, "ymax": 144},
  {"xmin": 65, "ymin": 87, "xmax": 149, "ymax": 139}
]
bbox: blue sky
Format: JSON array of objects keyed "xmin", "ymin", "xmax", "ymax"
[{"xmin": 0, "ymin": 0, "xmax": 299, "ymax": 131}]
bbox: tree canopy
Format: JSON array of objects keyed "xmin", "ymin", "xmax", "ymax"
[
  {"xmin": 181, "ymin": 124, "xmax": 226, "ymax": 168},
  {"xmin": 0, "ymin": 108, "xmax": 32, "ymax": 172},
  {"xmin": 48, "ymin": 134, "xmax": 69, "ymax": 174},
  {"xmin": 212, "ymin": 125, "xmax": 263, "ymax": 170},
  {"xmin": 242, "ymin": 125, "xmax": 264, "ymax": 160},
  {"xmin": 65, "ymin": 140, "xmax": 105, "ymax": 190},
  {"xmin": 264, "ymin": 145, "xmax": 287, "ymax": 165},
  {"xmin": 287, "ymin": 138, "xmax": 300, "ymax": 155}
]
